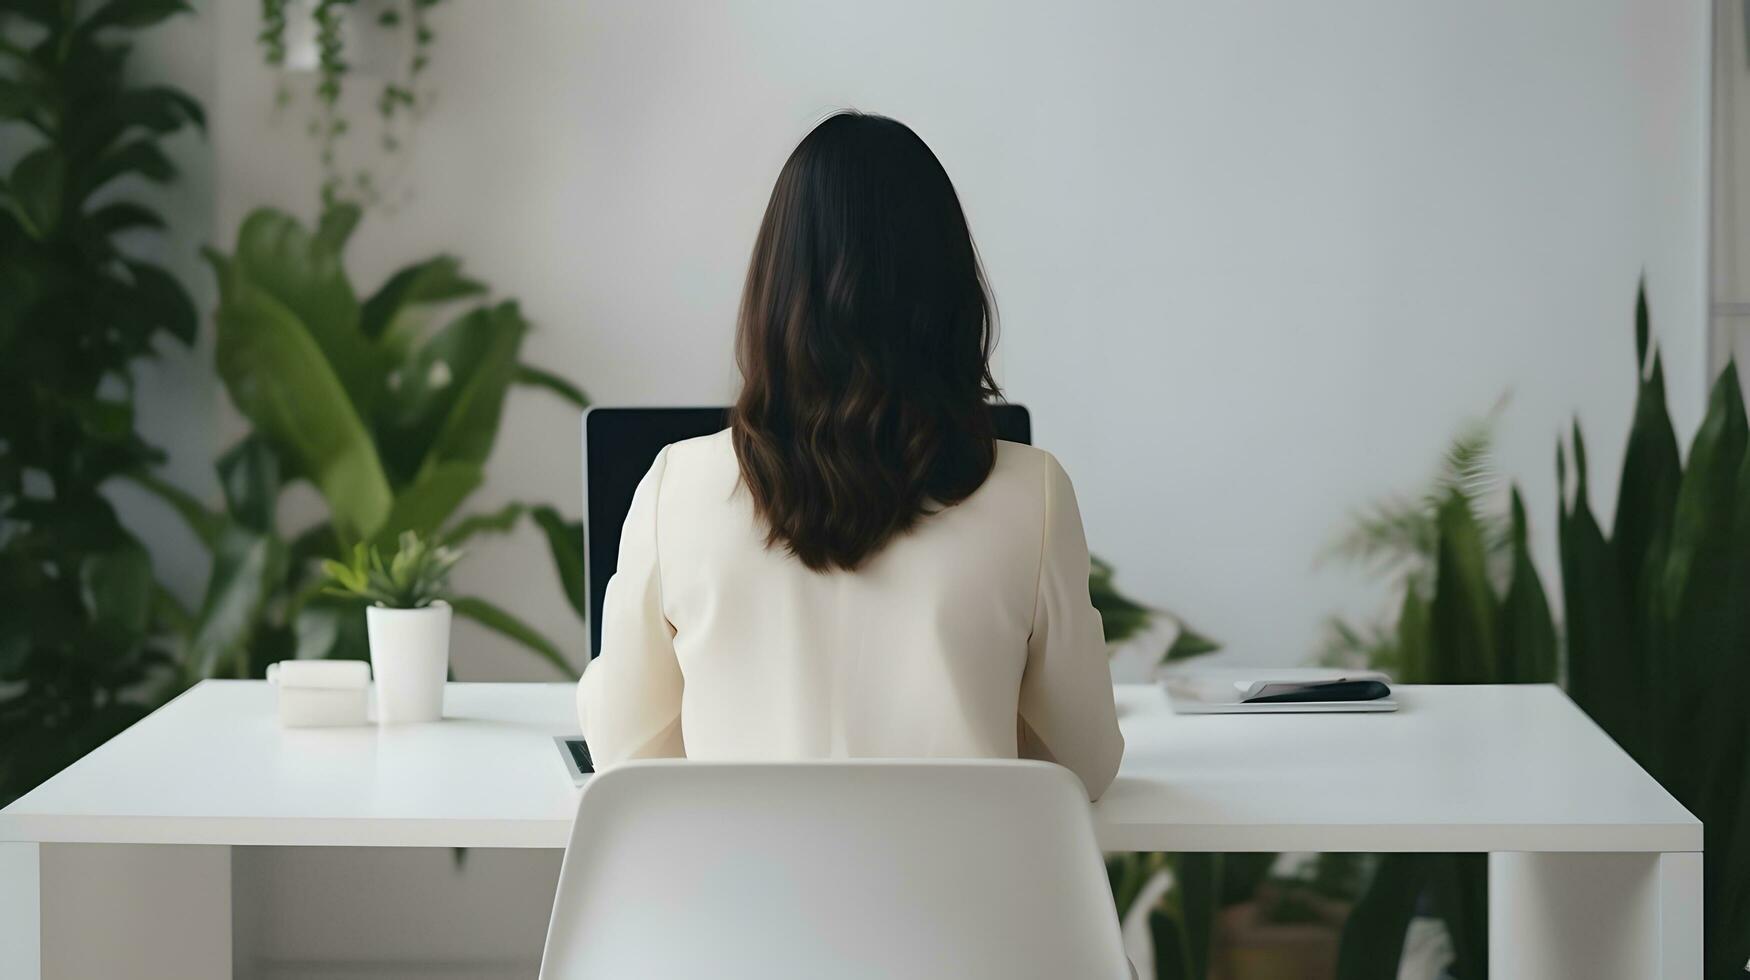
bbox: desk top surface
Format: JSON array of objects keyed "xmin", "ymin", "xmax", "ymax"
[{"xmin": 0, "ymin": 681, "xmax": 1699, "ymax": 852}]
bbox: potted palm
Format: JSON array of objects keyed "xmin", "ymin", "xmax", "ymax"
[{"xmin": 323, "ymin": 531, "xmax": 461, "ymax": 723}]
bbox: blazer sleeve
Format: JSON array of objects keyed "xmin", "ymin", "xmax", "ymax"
[
  {"xmin": 577, "ymin": 445, "xmax": 685, "ymax": 765},
  {"xmin": 1018, "ymin": 453, "xmax": 1125, "ymax": 800}
]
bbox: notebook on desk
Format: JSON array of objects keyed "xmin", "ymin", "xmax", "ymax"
[{"xmin": 1163, "ymin": 669, "xmax": 1397, "ymax": 714}]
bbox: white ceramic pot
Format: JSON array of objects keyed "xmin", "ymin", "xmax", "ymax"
[{"xmin": 366, "ymin": 601, "xmax": 451, "ymax": 724}]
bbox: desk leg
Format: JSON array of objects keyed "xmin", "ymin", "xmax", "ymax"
[
  {"xmin": 1, "ymin": 842, "xmax": 42, "ymax": 978},
  {"xmin": 32, "ymin": 844, "xmax": 232, "ymax": 979},
  {"xmin": 1489, "ymin": 851, "xmax": 1701, "ymax": 979}
]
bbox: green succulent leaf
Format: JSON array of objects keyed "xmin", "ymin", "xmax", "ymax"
[{"xmin": 321, "ymin": 530, "xmax": 460, "ymax": 609}]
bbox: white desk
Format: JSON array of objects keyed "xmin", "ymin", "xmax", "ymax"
[{"xmin": 1, "ymin": 681, "xmax": 1701, "ymax": 978}]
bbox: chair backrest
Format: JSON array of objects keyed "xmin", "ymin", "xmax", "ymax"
[{"xmin": 538, "ymin": 759, "xmax": 1131, "ymax": 980}]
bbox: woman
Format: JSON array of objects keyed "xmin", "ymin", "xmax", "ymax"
[{"xmin": 578, "ymin": 112, "xmax": 1124, "ymax": 799}]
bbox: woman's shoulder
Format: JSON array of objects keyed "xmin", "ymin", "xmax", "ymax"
[
  {"xmin": 992, "ymin": 439, "xmax": 1067, "ymax": 484},
  {"xmin": 664, "ymin": 427, "xmax": 735, "ymax": 461},
  {"xmin": 653, "ymin": 428, "xmax": 739, "ymax": 488}
]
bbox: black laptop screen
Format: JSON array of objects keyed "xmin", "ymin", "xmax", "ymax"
[{"xmin": 583, "ymin": 405, "xmax": 1031, "ymax": 657}]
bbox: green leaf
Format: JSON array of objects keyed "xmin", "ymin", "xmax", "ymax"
[
  {"xmin": 1706, "ymin": 437, "xmax": 1750, "ymax": 977},
  {"xmin": 1659, "ymin": 363, "xmax": 1747, "ymax": 812},
  {"xmin": 96, "ymin": 85, "xmax": 206, "ymax": 144},
  {"xmin": 514, "ymin": 363, "xmax": 590, "ymax": 410},
  {"xmin": 151, "ymin": 582, "xmax": 193, "ymax": 636},
  {"xmin": 1148, "ymin": 906, "xmax": 1191, "ymax": 980},
  {"xmin": 207, "ymin": 249, "xmax": 393, "ymax": 548},
  {"xmin": 377, "ymin": 301, "xmax": 529, "ymax": 486},
  {"xmin": 8, "ymin": 147, "xmax": 65, "ymax": 238},
  {"xmin": 1427, "ymin": 492, "xmax": 1497, "ymax": 684},
  {"xmin": 124, "ymin": 260, "xmax": 197, "ymax": 346},
  {"xmin": 293, "ymin": 596, "xmax": 370, "ymax": 662},
  {"xmin": 88, "ymin": 201, "xmax": 166, "ymax": 237},
  {"xmin": 1089, "ymin": 554, "xmax": 1152, "ymax": 645},
  {"xmin": 530, "ymin": 505, "xmax": 587, "ymax": 621},
  {"xmin": 1335, "ymin": 854, "xmax": 1428, "ymax": 980},
  {"xmin": 1497, "ymin": 487, "xmax": 1557, "ymax": 684},
  {"xmin": 1105, "ymin": 852, "xmax": 1164, "ymax": 923},
  {"xmin": 79, "ymin": 545, "xmax": 153, "ymax": 641},
  {"xmin": 188, "ymin": 523, "xmax": 287, "ymax": 678},
  {"xmin": 1613, "ymin": 288, "xmax": 1681, "ymax": 648},
  {"xmin": 1557, "ymin": 427, "xmax": 1643, "ymax": 765},
  {"xmin": 79, "ymin": 0, "xmax": 191, "ymax": 31},
  {"xmin": 359, "ymin": 255, "xmax": 485, "ymax": 341},
  {"xmin": 82, "ymin": 139, "xmax": 176, "ymax": 194},
  {"xmin": 1172, "ymin": 852, "xmax": 1218, "ymax": 980},
  {"xmin": 66, "ymin": 396, "xmax": 133, "ymax": 440},
  {"xmin": 314, "ymin": 202, "xmax": 361, "ymax": 256},
  {"xmin": 227, "ymin": 208, "xmax": 383, "ymax": 416},
  {"xmin": 1430, "ymin": 854, "xmax": 1488, "ymax": 979},
  {"xmin": 124, "ymin": 470, "xmax": 223, "ymax": 548},
  {"xmin": 216, "ymin": 435, "xmax": 281, "ymax": 534},
  {"xmin": 373, "ymin": 462, "xmax": 484, "ymax": 546},
  {"xmin": 0, "ymin": 78, "xmax": 32, "ymax": 119},
  {"xmin": 441, "ymin": 501, "xmax": 526, "ymax": 547},
  {"xmin": 1, "ymin": 0, "xmax": 60, "ymax": 27},
  {"xmin": 450, "ymin": 596, "xmax": 578, "ymax": 679},
  {"xmin": 1162, "ymin": 622, "xmax": 1221, "ymax": 663}
]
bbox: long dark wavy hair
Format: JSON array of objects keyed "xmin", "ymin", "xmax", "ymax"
[{"xmin": 730, "ymin": 112, "xmax": 1000, "ymax": 572}]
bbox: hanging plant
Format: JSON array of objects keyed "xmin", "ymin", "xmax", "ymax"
[{"xmin": 255, "ymin": 0, "xmax": 448, "ymax": 208}]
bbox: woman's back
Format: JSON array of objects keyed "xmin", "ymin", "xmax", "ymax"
[
  {"xmin": 576, "ymin": 111, "xmax": 1123, "ymax": 799},
  {"xmin": 580, "ymin": 430, "xmax": 1123, "ymax": 798}
]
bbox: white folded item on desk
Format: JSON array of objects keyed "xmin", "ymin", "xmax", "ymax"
[
  {"xmin": 266, "ymin": 659, "xmax": 372, "ymax": 727},
  {"xmin": 1162, "ymin": 668, "xmax": 1397, "ymax": 714}
]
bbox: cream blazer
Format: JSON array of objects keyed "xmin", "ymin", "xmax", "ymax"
[{"xmin": 576, "ymin": 430, "xmax": 1125, "ymax": 799}]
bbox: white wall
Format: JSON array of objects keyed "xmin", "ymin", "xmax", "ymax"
[
  {"xmin": 203, "ymin": 0, "xmax": 1713, "ymax": 677},
  {"xmin": 171, "ymin": 1, "xmax": 1715, "ymax": 974},
  {"xmin": 1714, "ymin": 0, "xmax": 1750, "ymax": 372}
]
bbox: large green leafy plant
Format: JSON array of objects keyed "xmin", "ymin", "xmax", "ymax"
[
  {"xmin": 1554, "ymin": 295, "xmax": 1750, "ymax": 979},
  {"xmin": 1326, "ymin": 286, "xmax": 1750, "ymax": 979},
  {"xmin": 1323, "ymin": 417, "xmax": 1557, "ymax": 979},
  {"xmin": 0, "ymin": 0, "xmax": 204, "ymax": 805},
  {"xmin": 138, "ymin": 204, "xmax": 591, "ymax": 681}
]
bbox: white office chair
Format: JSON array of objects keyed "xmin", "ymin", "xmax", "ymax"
[{"xmin": 538, "ymin": 759, "xmax": 1132, "ymax": 979}]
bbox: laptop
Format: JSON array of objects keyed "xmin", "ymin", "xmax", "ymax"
[{"xmin": 581, "ymin": 405, "xmax": 1032, "ymax": 658}]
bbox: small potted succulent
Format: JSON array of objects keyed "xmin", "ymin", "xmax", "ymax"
[{"xmin": 323, "ymin": 531, "xmax": 462, "ymax": 724}]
